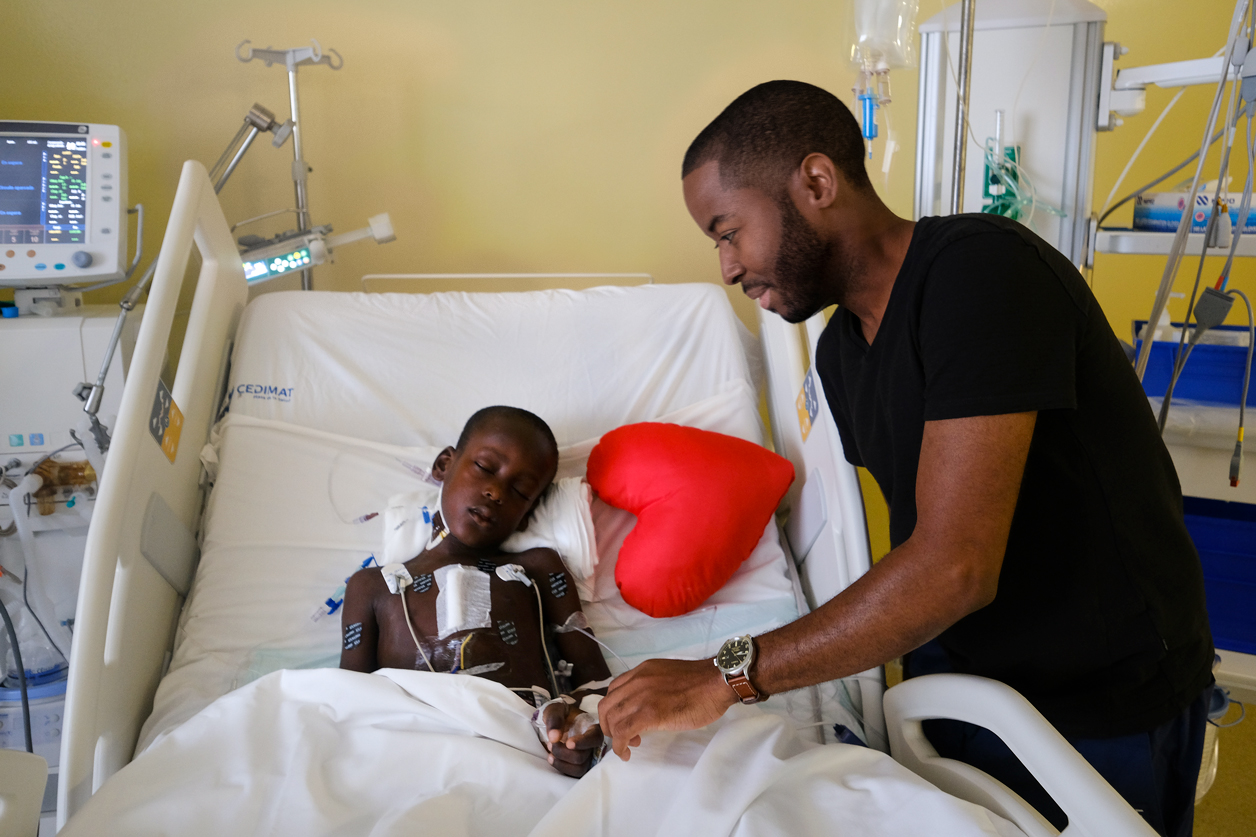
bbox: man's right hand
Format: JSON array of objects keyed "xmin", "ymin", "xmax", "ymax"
[{"xmin": 599, "ymin": 657, "xmax": 737, "ymax": 761}]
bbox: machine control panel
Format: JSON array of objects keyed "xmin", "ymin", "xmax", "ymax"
[{"xmin": 0, "ymin": 121, "xmax": 128, "ymax": 285}]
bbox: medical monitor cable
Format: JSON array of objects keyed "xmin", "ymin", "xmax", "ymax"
[
  {"xmin": 1155, "ymin": 276, "xmax": 1237, "ymax": 434},
  {"xmin": 22, "ymin": 441, "xmax": 85, "ymax": 478},
  {"xmin": 0, "ymin": 595, "xmax": 34, "ymax": 754},
  {"xmin": 1156, "ymin": 95, "xmax": 1254, "ymax": 431},
  {"xmin": 565, "ymin": 626, "xmax": 629, "ymax": 675},
  {"xmin": 1135, "ymin": 0, "xmax": 1251, "ymax": 381},
  {"xmin": 1108, "ymin": 32, "xmax": 1247, "ymax": 233},
  {"xmin": 9, "ymin": 480, "xmax": 70, "ymax": 667},
  {"xmin": 0, "ymin": 475, "xmax": 16, "ymax": 538},
  {"xmin": 1216, "ymin": 110, "xmax": 1256, "ymax": 287},
  {"xmin": 397, "ymin": 586, "xmax": 437, "ymax": 673},
  {"xmin": 1156, "ymin": 215, "xmax": 1223, "ymax": 433},
  {"xmin": 531, "ymin": 583, "xmax": 561, "ymax": 700},
  {"xmin": 1100, "ymin": 87, "xmax": 1188, "ymax": 221},
  {"xmin": 1230, "ymin": 289, "xmax": 1253, "ymax": 485},
  {"xmin": 1097, "ymin": 110, "xmax": 1245, "ymax": 230}
]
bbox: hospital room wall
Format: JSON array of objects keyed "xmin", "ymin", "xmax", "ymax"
[
  {"xmin": 3, "ymin": 0, "xmax": 875, "ymax": 317},
  {"xmin": 0, "ymin": 0, "xmax": 1243, "ymax": 557}
]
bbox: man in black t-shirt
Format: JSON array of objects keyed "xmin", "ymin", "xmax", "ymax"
[{"xmin": 600, "ymin": 81, "xmax": 1214, "ymax": 837}]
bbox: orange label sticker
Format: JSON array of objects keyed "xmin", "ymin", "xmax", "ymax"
[{"xmin": 148, "ymin": 380, "xmax": 184, "ymax": 463}]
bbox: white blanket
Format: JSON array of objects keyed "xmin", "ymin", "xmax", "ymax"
[{"xmin": 66, "ymin": 669, "xmax": 1023, "ymax": 837}]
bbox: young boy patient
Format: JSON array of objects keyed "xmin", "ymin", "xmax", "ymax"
[{"xmin": 340, "ymin": 406, "xmax": 610, "ymax": 777}]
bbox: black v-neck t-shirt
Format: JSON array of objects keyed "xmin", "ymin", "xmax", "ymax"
[{"xmin": 815, "ymin": 214, "xmax": 1213, "ymax": 738}]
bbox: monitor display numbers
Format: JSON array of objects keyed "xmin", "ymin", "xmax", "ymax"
[
  {"xmin": 0, "ymin": 136, "xmax": 88, "ymax": 244},
  {"xmin": 242, "ymin": 247, "xmax": 312, "ymax": 283}
]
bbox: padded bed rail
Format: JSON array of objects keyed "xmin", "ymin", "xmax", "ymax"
[
  {"xmin": 886, "ymin": 674, "xmax": 1158, "ymax": 837},
  {"xmin": 58, "ymin": 161, "xmax": 247, "ymax": 824},
  {"xmin": 757, "ymin": 308, "xmax": 886, "ymax": 747}
]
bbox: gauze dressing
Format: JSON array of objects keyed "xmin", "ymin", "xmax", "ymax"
[{"xmin": 434, "ymin": 564, "xmax": 493, "ymax": 638}]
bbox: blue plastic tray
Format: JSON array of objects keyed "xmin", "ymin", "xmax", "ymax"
[
  {"xmin": 1134, "ymin": 322, "xmax": 1255, "ymax": 407},
  {"xmin": 1182, "ymin": 496, "xmax": 1256, "ymax": 655}
]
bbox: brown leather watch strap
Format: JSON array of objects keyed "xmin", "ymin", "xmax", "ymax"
[{"xmin": 726, "ymin": 672, "xmax": 765, "ymax": 704}]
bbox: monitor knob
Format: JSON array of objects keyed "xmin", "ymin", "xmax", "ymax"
[{"xmin": 72, "ymin": 251, "xmax": 93, "ymax": 268}]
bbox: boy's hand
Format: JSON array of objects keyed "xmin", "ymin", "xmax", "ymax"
[{"xmin": 541, "ymin": 702, "xmax": 604, "ymax": 778}]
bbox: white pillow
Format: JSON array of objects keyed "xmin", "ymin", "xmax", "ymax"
[{"xmin": 382, "ymin": 477, "xmax": 598, "ymax": 596}]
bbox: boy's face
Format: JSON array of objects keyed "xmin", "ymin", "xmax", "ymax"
[{"xmin": 431, "ymin": 418, "xmax": 557, "ymax": 550}]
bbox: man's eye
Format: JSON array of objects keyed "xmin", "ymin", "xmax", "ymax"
[
  {"xmin": 476, "ymin": 462, "xmax": 490, "ymax": 472},
  {"xmin": 715, "ymin": 230, "xmax": 736, "ymax": 248}
]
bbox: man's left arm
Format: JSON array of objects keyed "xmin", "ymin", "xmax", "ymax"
[{"xmin": 599, "ymin": 410, "xmax": 1036, "ymax": 759}]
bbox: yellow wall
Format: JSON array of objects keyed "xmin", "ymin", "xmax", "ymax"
[
  {"xmin": 4, "ymin": 0, "xmax": 865, "ymax": 319},
  {"xmin": 2, "ymin": 0, "xmax": 1246, "ymax": 560}
]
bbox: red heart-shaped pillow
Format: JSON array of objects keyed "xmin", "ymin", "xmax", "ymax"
[{"xmin": 586, "ymin": 423, "xmax": 795, "ymax": 618}]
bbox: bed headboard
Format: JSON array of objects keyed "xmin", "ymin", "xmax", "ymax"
[{"xmin": 59, "ymin": 161, "xmax": 248, "ymax": 824}]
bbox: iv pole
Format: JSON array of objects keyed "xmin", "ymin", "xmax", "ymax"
[
  {"xmin": 235, "ymin": 39, "xmax": 343, "ymax": 290},
  {"xmin": 949, "ymin": 0, "xmax": 977, "ymax": 215}
]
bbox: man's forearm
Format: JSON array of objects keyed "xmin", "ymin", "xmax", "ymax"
[{"xmin": 751, "ymin": 535, "xmax": 995, "ymax": 695}]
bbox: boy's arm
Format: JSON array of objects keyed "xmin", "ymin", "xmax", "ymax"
[
  {"xmin": 339, "ymin": 569, "xmax": 381, "ymax": 673},
  {"xmin": 522, "ymin": 548, "xmax": 611, "ymax": 692},
  {"xmin": 522, "ymin": 548, "xmax": 611, "ymax": 777}
]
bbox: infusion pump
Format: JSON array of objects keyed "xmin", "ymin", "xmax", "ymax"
[{"xmin": 0, "ymin": 121, "xmax": 128, "ymax": 285}]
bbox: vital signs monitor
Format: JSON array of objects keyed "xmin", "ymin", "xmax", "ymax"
[{"xmin": 0, "ymin": 121, "xmax": 128, "ymax": 285}]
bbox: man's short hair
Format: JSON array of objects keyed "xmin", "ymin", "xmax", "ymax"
[
  {"xmin": 457, "ymin": 405, "xmax": 558, "ymax": 462},
  {"xmin": 682, "ymin": 80, "xmax": 872, "ymax": 195}
]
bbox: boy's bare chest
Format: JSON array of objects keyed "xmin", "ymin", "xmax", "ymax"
[{"xmin": 373, "ymin": 562, "xmax": 547, "ymax": 681}]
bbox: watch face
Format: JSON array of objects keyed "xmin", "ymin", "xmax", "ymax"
[{"xmin": 716, "ymin": 636, "xmax": 752, "ymax": 673}]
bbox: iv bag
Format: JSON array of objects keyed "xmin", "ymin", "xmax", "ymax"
[{"xmin": 852, "ymin": 0, "xmax": 922, "ymax": 71}]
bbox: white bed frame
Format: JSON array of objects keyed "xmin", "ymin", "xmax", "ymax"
[{"xmin": 56, "ymin": 161, "xmax": 1156, "ymax": 837}]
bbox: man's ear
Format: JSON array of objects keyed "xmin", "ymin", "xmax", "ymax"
[
  {"xmin": 794, "ymin": 152, "xmax": 840, "ymax": 210},
  {"xmin": 431, "ymin": 446, "xmax": 456, "ymax": 482}
]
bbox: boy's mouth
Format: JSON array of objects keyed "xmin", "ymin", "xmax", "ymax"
[{"xmin": 467, "ymin": 506, "xmax": 495, "ymax": 527}]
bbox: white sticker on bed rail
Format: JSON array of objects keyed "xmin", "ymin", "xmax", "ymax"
[
  {"xmin": 796, "ymin": 367, "xmax": 819, "ymax": 442},
  {"xmin": 148, "ymin": 378, "xmax": 184, "ymax": 463}
]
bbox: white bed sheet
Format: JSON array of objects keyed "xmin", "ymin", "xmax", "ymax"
[
  {"xmin": 71, "ymin": 670, "xmax": 1024, "ymax": 837},
  {"xmin": 139, "ymin": 284, "xmax": 828, "ymax": 751}
]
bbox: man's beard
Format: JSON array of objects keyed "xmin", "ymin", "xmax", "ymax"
[{"xmin": 769, "ymin": 195, "xmax": 857, "ymax": 324}]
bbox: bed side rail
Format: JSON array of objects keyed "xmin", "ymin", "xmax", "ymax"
[
  {"xmin": 756, "ymin": 308, "xmax": 886, "ymax": 749},
  {"xmin": 886, "ymin": 674, "xmax": 1157, "ymax": 837},
  {"xmin": 59, "ymin": 161, "xmax": 247, "ymax": 825}
]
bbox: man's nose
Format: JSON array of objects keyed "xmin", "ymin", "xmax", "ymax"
[
  {"xmin": 484, "ymin": 481, "xmax": 502, "ymax": 503},
  {"xmin": 719, "ymin": 250, "xmax": 744, "ymax": 286}
]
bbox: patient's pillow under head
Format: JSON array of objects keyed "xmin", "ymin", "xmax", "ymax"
[{"xmin": 586, "ymin": 422, "xmax": 794, "ymax": 618}]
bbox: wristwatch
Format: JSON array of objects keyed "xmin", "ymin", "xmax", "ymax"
[{"xmin": 714, "ymin": 635, "xmax": 767, "ymax": 704}]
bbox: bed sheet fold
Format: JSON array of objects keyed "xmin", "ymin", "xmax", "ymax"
[{"xmin": 66, "ymin": 669, "xmax": 1023, "ymax": 837}]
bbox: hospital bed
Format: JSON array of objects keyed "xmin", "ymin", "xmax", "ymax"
[{"xmin": 49, "ymin": 161, "xmax": 1154, "ymax": 836}]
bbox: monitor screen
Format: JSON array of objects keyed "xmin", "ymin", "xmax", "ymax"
[
  {"xmin": 0, "ymin": 136, "xmax": 89, "ymax": 245},
  {"xmin": 242, "ymin": 246, "xmax": 312, "ymax": 283}
]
